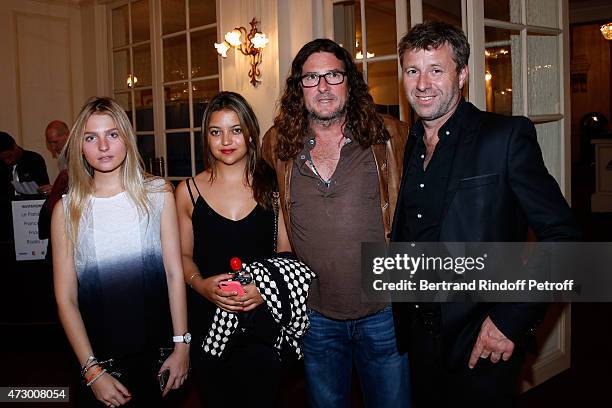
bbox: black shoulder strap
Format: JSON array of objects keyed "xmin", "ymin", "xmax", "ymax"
[
  {"xmin": 185, "ymin": 178, "xmax": 197, "ymax": 206},
  {"xmin": 191, "ymin": 178, "xmax": 203, "ymax": 198}
]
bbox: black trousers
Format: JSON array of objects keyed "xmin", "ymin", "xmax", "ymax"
[{"xmin": 408, "ymin": 316, "xmax": 524, "ymax": 408}]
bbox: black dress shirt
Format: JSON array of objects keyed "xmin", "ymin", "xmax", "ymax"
[{"xmin": 396, "ymin": 99, "xmax": 468, "ymax": 242}]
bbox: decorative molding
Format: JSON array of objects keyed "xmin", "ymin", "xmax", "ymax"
[
  {"xmin": 93, "ymin": 1, "xmax": 110, "ymax": 95},
  {"xmin": 520, "ymin": 305, "xmax": 571, "ymax": 392},
  {"xmin": 12, "ymin": 11, "xmax": 24, "ymax": 145},
  {"xmin": 27, "ymin": 0, "xmax": 81, "ymax": 9},
  {"xmin": 13, "ymin": 10, "xmax": 73, "ymax": 166},
  {"xmin": 27, "ymin": 0, "xmax": 115, "ymax": 9}
]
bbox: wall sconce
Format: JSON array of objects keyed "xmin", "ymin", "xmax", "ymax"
[
  {"xmin": 127, "ymin": 74, "xmax": 138, "ymax": 88},
  {"xmin": 356, "ymin": 50, "xmax": 375, "ymax": 60},
  {"xmin": 601, "ymin": 22, "xmax": 612, "ymax": 40},
  {"xmin": 354, "ymin": 39, "xmax": 375, "ymax": 60},
  {"xmin": 214, "ymin": 18, "xmax": 269, "ymax": 86}
]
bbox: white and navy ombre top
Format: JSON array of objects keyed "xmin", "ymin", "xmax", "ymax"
[{"xmin": 65, "ymin": 178, "xmax": 172, "ymax": 357}]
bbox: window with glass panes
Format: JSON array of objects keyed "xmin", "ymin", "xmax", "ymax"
[
  {"xmin": 482, "ymin": 0, "xmax": 566, "ymax": 183},
  {"xmin": 110, "ymin": 0, "xmax": 156, "ymax": 173},
  {"xmin": 109, "ymin": 0, "xmax": 220, "ymax": 180},
  {"xmin": 332, "ymin": 0, "xmax": 410, "ymax": 121}
]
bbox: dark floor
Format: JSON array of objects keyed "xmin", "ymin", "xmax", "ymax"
[{"xmin": 1, "ymin": 163, "xmax": 611, "ymax": 407}]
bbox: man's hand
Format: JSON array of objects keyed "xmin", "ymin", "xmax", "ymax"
[{"xmin": 468, "ymin": 316, "xmax": 514, "ymax": 369}]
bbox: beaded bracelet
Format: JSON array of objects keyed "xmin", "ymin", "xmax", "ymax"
[
  {"xmin": 82, "ymin": 355, "xmax": 96, "ymax": 369},
  {"xmin": 81, "ymin": 356, "xmax": 98, "ymax": 376},
  {"xmin": 84, "ymin": 365, "xmax": 103, "ymax": 383},
  {"xmin": 82, "ymin": 363, "xmax": 99, "ymax": 378},
  {"xmin": 86, "ymin": 369, "xmax": 107, "ymax": 387},
  {"xmin": 83, "ymin": 358, "xmax": 114, "ymax": 380}
]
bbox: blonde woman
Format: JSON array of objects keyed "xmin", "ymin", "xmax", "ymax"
[{"xmin": 52, "ymin": 97, "xmax": 189, "ymax": 407}]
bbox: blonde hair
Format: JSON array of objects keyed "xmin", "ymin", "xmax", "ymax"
[{"xmin": 63, "ymin": 96, "xmax": 156, "ymax": 243}]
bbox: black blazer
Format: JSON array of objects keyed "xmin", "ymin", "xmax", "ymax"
[{"xmin": 391, "ymin": 101, "xmax": 579, "ymax": 365}]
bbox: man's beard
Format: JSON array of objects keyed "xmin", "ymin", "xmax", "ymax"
[{"xmin": 308, "ymin": 104, "xmax": 347, "ymax": 127}]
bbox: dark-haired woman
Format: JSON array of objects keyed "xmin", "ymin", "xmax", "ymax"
[{"xmin": 176, "ymin": 91, "xmax": 291, "ymax": 406}]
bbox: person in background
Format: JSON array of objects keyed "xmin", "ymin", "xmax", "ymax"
[
  {"xmin": 52, "ymin": 97, "xmax": 189, "ymax": 407},
  {"xmin": 39, "ymin": 120, "xmax": 70, "ymax": 243},
  {"xmin": 0, "ymin": 131, "xmax": 49, "ymax": 197},
  {"xmin": 0, "ymin": 131, "xmax": 49, "ymax": 241},
  {"xmin": 45, "ymin": 120, "xmax": 70, "ymax": 160},
  {"xmin": 262, "ymin": 39, "xmax": 411, "ymax": 407}
]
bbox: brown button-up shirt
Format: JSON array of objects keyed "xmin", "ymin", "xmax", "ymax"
[
  {"xmin": 291, "ymin": 137, "xmax": 385, "ymax": 319},
  {"xmin": 262, "ymin": 115, "xmax": 410, "ymax": 320}
]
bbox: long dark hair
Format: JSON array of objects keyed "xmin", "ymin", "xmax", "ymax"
[
  {"xmin": 273, "ymin": 38, "xmax": 389, "ymax": 161},
  {"xmin": 201, "ymin": 91, "xmax": 276, "ymax": 209}
]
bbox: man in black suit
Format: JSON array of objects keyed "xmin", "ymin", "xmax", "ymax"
[{"xmin": 391, "ymin": 21, "xmax": 579, "ymax": 406}]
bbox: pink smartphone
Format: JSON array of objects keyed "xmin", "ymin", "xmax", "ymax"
[{"xmin": 219, "ymin": 280, "xmax": 245, "ymax": 296}]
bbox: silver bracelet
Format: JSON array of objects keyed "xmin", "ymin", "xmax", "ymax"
[
  {"xmin": 81, "ymin": 355, "xmax": 96, "ymax": 369},
  {"xmin": 86, "ymin": 369, "xmax": 107, "ymax": 387},
  {"xmin": 81, "ymin": 356, "xmax": 98, "ymax": 376}
]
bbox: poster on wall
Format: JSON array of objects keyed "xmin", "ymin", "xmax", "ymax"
[{"xmin": 11, "ymin": 199, "xmax": 47, "ymax": 261}]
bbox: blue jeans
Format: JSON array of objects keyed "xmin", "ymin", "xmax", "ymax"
[{"xmin": 302, "ymin": 306, "xmax": 411, "ymax": 408}]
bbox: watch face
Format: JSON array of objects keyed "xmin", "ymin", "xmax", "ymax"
[{"xmin": 184, "ymin": 332, "xmax": 192, "ymax": 344}]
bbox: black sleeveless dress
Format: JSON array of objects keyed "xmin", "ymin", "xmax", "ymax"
[{"xmin": 185, "ymin": 178, "xmax": 281, "ymax": 407}]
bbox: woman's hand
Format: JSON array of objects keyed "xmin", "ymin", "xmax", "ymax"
[
  {"xmin": 159, "ymin": 343, "xmax": 190, "ymax": 397},
  {"xmin": 236, "ymin": 283, "xmax": 264, "ymax": 312},
  {"xmin": 196, "ymin": 274, "xmax": 245, "ymax": 312},
  {"xmin": 90, "ymin": 372, "xmax": 131, "ymax": 407}
]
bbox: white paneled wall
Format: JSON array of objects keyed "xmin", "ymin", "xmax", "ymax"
[
  {"xmin": 16, "ymin": 12, "xmax": 74, "ymax": 181},
  {"xmin": 0, "ymin": 0, "xmax": 89, "ymax": 181},
  {"xmin": 218, "ymin": 0, "xmax": 324, "ymax": 133}
]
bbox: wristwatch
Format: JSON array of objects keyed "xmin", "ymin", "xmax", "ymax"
[{"xmin": 172, "ymin": 332, "xmax": 192, "ymax": 344}]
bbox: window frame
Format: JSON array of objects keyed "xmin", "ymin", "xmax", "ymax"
[
  {"xmin": 326, "ymin": 0, "xmax": 411, "ymax": 121},
  {"xmin": 107, "ymin": 0, "xmax": 221, "ymax": 180}
]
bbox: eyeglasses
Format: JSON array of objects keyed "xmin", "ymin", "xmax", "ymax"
[{"xmin": 299, "ymin": 71, "xmax": 347, "ymax": 88}]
